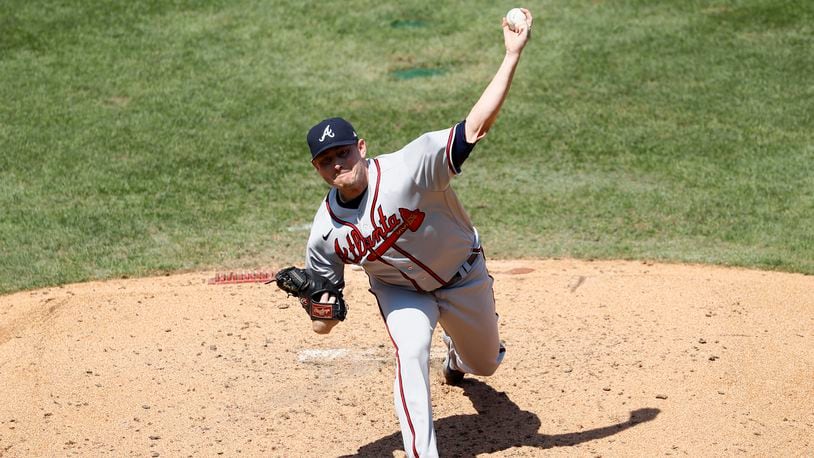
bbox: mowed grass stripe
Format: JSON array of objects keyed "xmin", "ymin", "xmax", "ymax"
[{"xmin": 1, "ymin": 0, "xmax": 812, "ymax": 293}]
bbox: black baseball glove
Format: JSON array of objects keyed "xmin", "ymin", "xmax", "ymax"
[{"xmin": 271, "ymin": 267, "xmax": 347, "ymax": 321}]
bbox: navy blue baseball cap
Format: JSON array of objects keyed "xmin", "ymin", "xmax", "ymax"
[{"xmin": 307, "ymin": 117, "xmax": 358, "ymax": 160}]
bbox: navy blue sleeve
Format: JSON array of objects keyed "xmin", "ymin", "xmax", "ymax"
[{"xmin": 450, "ymin": 120, "xmax": 477, "ymax": 171}]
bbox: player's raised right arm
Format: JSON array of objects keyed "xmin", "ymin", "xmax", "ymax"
[{"xmin": 464, "ymin": 8, "xmax": 532, "ymax": 143}]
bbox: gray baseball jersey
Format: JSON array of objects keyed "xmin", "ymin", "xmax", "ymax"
[{"xmin": 305, "ymin": 125, "xmax": 479, "ymax": 291}]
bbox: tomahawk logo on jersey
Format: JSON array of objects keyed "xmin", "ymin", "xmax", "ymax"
[{"xmin": 331, "ymin": 206, "xmax": 426, "ymax": 264}]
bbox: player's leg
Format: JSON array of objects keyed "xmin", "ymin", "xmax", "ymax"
[
  {"xmin": 435, "ymin": 257, "xmax": 504, "ymax": 377},
  {"xmin": 369, "ymin": 277, "xmax": 440, "ymax": 458}
]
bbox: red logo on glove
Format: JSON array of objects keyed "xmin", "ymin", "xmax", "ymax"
[{"xmin": 310, "ymin": 303, "xmax": 333, "ymax": 319}]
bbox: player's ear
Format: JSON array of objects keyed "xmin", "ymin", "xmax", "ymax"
[{"xmin": 357, "ymin": 139, "xmax": 367, "ymax": 158}]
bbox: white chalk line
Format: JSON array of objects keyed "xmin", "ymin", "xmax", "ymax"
[{"xmin": 298, "ymin": 347, "xmax": 447, "ymax": 363}]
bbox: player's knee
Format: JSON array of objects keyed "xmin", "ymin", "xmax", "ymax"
[
  {"xmin": 465, "ymin": 347, "xmax": 504, "ymax": 376},
  {"xmin": 470, "ymin": 360, "xmax": 500, "ymax": 376}
]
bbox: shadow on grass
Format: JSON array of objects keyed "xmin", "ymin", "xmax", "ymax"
[{"xmin": 340, "ymin": 379, "xmax": 659, "ymax": 457}]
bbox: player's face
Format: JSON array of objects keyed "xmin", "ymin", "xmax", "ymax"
[{"xmin": 312, "ymin": 139, "xmax": 368, "ymax": 199}]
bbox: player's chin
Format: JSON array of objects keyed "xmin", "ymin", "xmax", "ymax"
[{"xmin": 331, "ymin": 176, "xmax": 350, "ymax": 188}]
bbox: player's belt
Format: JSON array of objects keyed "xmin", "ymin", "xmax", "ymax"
[{"xmin": 443, "ymin": 248, "xmax": 482, "ymax": 288}]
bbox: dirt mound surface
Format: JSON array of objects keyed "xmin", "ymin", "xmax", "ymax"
[{"xmin": 1, "ymin": 260, "xmax": 812, "ymax": 456}]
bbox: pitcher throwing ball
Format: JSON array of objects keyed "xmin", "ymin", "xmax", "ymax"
[{"xmin": 274, "ymin": 8, "xmax": 532, "ymax": 457}]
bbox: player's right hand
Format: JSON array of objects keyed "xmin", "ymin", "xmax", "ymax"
[{"xmin": 502, "ymin": 8, "xmax": 533, "ymax": 55}]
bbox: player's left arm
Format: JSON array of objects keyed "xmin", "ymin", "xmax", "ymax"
[
  {"xmin": 464, "ymin": 8, "xmax": 532, "ymax": 143},
  {"xmin": 301, "ymin": 213, "xmax": 347, "ymax": 334}
]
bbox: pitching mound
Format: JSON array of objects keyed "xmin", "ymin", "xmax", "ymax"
[{"xmin": 1, "ymin": 259, "xmax": 812, "ymax": 456}]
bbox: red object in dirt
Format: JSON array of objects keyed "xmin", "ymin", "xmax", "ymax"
[{"xmin": 207, "ymin": 271, "xmax": 274, "ymax": 285}]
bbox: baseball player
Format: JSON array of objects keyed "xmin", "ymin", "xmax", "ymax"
[{"xmin": 274, "ymin": 9, "xmax": 532, "ymax": 457}]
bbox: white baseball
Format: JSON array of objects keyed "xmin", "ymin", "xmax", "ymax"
[{"xmin": 506, "ymin": 8, "xmax": 528, "ymax": 32}]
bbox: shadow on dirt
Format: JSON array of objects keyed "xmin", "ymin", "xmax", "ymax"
[{"xmin": 340, "ymin": 379, "xmax": 660, "ymax": 457}]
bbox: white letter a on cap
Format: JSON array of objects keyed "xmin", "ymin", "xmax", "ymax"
[{"xmin": 319, "ymin": 125, "xmax": 335, "ymax": 142}]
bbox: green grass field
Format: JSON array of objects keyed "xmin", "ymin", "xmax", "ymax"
[{"xmin": 1, "ymin": 0, "xmax": 812, "ymax": 294}]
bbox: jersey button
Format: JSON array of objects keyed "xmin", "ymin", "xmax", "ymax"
[{"xmin": 407, "ymin": 265, "xmax": 414, "ymax": 271}]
